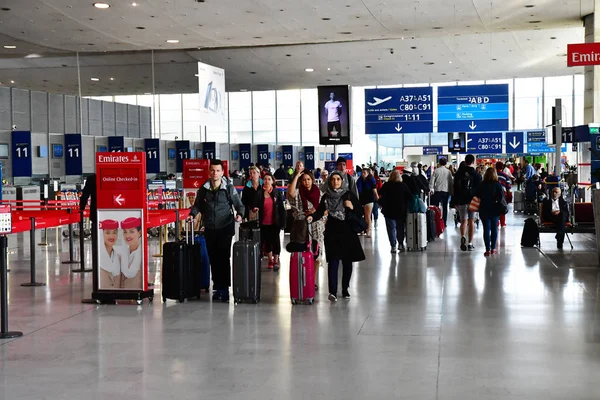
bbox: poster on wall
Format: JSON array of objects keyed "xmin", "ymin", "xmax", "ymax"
[
  {"xmin": 318, "ymin": 85, "xmax": 351, "ymax": 145},
  {"xmin": 97, "ymin": 210, "xmax": 145, "ymax": 291},
  {"xmin": 197, "ymin": 61, "xmax": 226, "ymax": 132}
]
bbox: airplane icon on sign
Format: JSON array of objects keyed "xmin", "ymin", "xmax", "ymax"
[{"xmin": 367, "ymin": 96, "xmax": 392, "ymax": 106}]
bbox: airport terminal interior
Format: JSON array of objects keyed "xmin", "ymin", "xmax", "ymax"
[{"xmin": 2, "ymin": 0, "xmax": 600, "ymax": 399}]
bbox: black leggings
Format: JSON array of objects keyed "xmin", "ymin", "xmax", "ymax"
[{"xmin": 260, "ymin": 224, "xmax": 281, "ymax": 255}]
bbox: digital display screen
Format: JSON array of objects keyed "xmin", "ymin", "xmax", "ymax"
[
  {"xmin": 448, "ymin": 132, "xmax": 466, "ymax": 153},
  {"xmin": 52, "ymin": 144, "xmax": 63, "ymax": 158},
  {"xmin": 168, "ymin": 148, "xmax": 176, "ymax": 159}
]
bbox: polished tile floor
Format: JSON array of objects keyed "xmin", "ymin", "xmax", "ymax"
[{"xmin": 1, "ymin": 210, "xmax": 600, "ymax": 400}]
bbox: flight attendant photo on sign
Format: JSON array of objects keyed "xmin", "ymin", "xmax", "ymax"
[
  {"xmin": 120, "ymin": 217, "xmax": 143, "ymax": 289},
  {"xmin": 99, "ymin": 219, "xmax": 122, "ymax": 289},
  {"xmin": 96, "ymin": 210, "xmax": 145, "ymax": 291}
]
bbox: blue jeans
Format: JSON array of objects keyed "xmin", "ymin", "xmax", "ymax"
[
  {"xmin": 481, "ymin": 216, "xmax": 499, "ymax": 251},
  {"xmin": 372, "ymin": 202, "xmax": 379, "ymax": 221},
  {"xmin": 385, "ymin": 217, "xmax": 405, "ymax": 248}
]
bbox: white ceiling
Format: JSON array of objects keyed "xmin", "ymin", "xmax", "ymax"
[{"xmin": 0, "ymin": 0, "xmax": 593, "ymax": 94}]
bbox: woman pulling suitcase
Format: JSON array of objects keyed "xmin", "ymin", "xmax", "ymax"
[
  {"xmin": 252, "ymin": 173, "xmax": 286, "ymax": 270},
  {"xmin": 308, "ymin": 171, "xmax": 365, "ymax": 302}
]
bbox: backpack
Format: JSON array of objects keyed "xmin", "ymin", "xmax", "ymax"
[
  {"xmin": 455, "ymin": 169, "xmax": 474, "ymax": 196},
  {"xmin": 520, "ymin": 218, "xmax": 539, "ymax": 247}
]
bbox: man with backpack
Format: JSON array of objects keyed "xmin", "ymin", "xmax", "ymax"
[
  {"xmin": 453, "ymin": 154, "xmax": 482, "ymax": 251},
  {"xmin": 189, "ymin": 159, "xmax": 245, "ymax": 303},
  {"xmin": 334, "ymin": 157, "xmax": 359, "ymax": 197}
]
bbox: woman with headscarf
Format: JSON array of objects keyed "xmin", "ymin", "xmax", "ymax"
[
  {"xmin": 308, "ymin": 171, "xmax": 365, "ymax": 302},
  {"xmin": 288, "ymin": 167, "xmax": 325, "ymax": 290}
]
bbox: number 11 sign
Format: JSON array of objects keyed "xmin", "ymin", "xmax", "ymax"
[{"xmin": 65, "ymin": 134, "xmax": 83, "ymax": 176}]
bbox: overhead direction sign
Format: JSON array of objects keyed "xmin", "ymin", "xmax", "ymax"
[
  {"xmin": 365, "ymin": 87, "xmax": 434, "ymax": 134},
  {"xmin": 505, "ymin": 131, "xmax": 524, "ymax": 154},
  {"xmin": 423, "ymin": 146, "xmax": 443, "ymax": 155},
  {"xmin": 527, "ymin": 130, "xmax": 567, "ymax": 153},
  {"xmin": 438, "ymin": 84, "xmax": 509, "ymax": 133},
  {"xmin": 466, "ymin": 132, "xmax": 503, "ymax": 154}
]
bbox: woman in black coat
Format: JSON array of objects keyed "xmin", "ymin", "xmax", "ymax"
[
  {"xmin": 252, "ymin": 173, "xmax": 285, "ymax": 270},
  {"xmin": 309, "ymin": 171, "xmax": 366, "ymax": 302},
  {"xmin": 378, "ymin": 170, "xmax": 413, "ymax": 253},
  {"xmin": 241, "ymin": 166, "xmax": 262, "ymax": 220}
]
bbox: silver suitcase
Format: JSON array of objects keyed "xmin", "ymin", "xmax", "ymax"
[
  {"xmin": 406, "ymin": 213, "xmax": 428, "ymax": 251},
  {"xmin": 514, "ymin": 191, "xmax": 525, "ymax": 213}
]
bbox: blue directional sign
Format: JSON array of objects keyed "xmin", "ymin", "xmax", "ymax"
[
  {"xmin": 527, "ymin": 130, "xmax": 567, "ymax": 153},
  {"xmin": 239, "ymin": 144, "xmax": 251, "ymax": 170},
  {"xmin": 505, "ymin": 131, "xmax": 524, "ymax": 154},
  {"xmin": 202, "ymin": 142, "xmax": 216, "ymax": 160},
  {"xmin": 108, "ymin": 136, "xmax": 124, "ymax": 152},
  {"xmin": 423, "ymin": 146, "xmax": 443, "ymax": 155},
  {"xmin": 438, "ymin": 84, "xmax": 509, "ymax": 133},
  {"xmin": 365, "ymin": 87, "xmax": 433, "ymax": 134},
  {"xmin": 144, "ymin": 138, "xmax": 160, "ymax": 174},
  {"xmin": 466, "ymin": 132, "xmax": 503, "ymax": 154},
  {"xmin": 12, "ymin": 131, "xmax": 32, "ymax": 178},
  {"xmin": 64, "ymin": 134, "xmax": 82, "ymax": 175},
  {"xmin": 257, "ymin": 144, "xmax": 270, "ymax": 165}
]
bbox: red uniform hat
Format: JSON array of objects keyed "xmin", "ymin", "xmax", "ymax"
[
  {"xmin": 99, "ymin": 219, "xmax": 119, "ymax": 230},
  {"xmin": 120, "ymin": 217, "xmax": 142, "ymax": 230}
]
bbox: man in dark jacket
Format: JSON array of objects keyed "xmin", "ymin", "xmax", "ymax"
[
  {"xmin": 274, "ymin": 164, "xmax": 288, "ymax": 181},
  {"xmin": 542, "ymin": 187, "xmax": 569, "ymax": 249},
  {"xmin": 189, "ymin": 159, "xmax": 245, "ymax": 302},
  {"xmin": 453, "ymin": 154, "xmax": 482, "ymax": 252}
]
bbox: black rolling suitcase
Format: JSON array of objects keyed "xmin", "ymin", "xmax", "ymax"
[
  {"xmin": 232, "ymin": 239, "xmax": 261, "ymax": 304},
  {"xmin": 162, "ymin": 222, "xmax": 202, "ymax": 303},
  {"xmin": 426, "ymin": 208, "xmax": 436, "ymax": 242},
  {"xmin": 239, "ymin": 220, "xmax": 261, "ymax": 243}
]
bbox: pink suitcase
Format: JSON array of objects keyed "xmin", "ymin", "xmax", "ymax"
[{"xmin": 290, "ymin": 251, "xmax": 315, "ymax": 305}]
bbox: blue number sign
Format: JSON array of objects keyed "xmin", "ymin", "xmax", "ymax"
[
  {"xmin": 304, "ymin": 146, "xmax": 316, "ymax": 170},
  {"xmin": 175, "ymin": 140, "xmax": 190, "ymax": 173},
  {"xmin": 144, "ymin": 138, "xmax": 160, "ymax": 174},
  {"xmin": 239, "ymin": 144, "xmax": 251, "ymax": 170},
  {"xmin": 12, "ymin": 131, "xmax": 32, "ymax": 178},
  {"xmin": 65, "ymin": 134, "xmax": 82, "ymax": 175},
  {"xmin": 203, "ymin": 142, "xmax": 216, "ymax": 160},
  {"xmin": 282, "ymin": 146, "xmax": 293, "ymax": 165},
  {"xmin": 438, "ymin": 84, "xmax": 509, "ymax": 133},
  {"xmin": 257, "ymin": 144, "xmax": 269, "ymax": 164},
  {"xmin": 108, "ymin": 136, "xmax": 124, "ymax": 152},
  {"xmin": 365, "ymin": 87, "xmax": 433, "ymax": 134}
]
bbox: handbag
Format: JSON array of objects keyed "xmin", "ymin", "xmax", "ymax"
[
  {"xmin": 495, "ymin": 195, "xmax": 509, "ymax": 215},
  {"xmin": 346, "ymin": 210, "xmax": 368, "ymax": 234},
  {"xmin": 290, "ymin": 218, "xmax": 308, "ymax": 244},
  {"xmin": 468, "ymin": 196, "xmax": 480, "ymax": 212}
]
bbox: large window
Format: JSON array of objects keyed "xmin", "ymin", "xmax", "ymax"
[
  {"xmin": 277, "ymin": 90, "xmax": 301, "ymax": 145},
  {"xmin": 228, "ymin": 92, "xmax": 252, "ymax": 144},
  {"xmin": 252, "ymin": 91, "xmax": 276, "ymax": 144},
  {"xmin": 515, "ymin": 77, "xmax": 543, "ymax": 130},
  {"xmin": 301, "ymin": 89, "xmax": 319, "ymax": 145},
  {"xmin": 159, "ymin": 94, "xmax": 182, "ymax": 141},
  {"xmin": 544, "ymin": 75, "xmax": 573, "ymax": 127},
  {"xmin": 182, "ymin": 93, "xmax": 202, "ymax": 142}
]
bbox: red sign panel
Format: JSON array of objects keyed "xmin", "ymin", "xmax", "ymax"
[
  {"xmin": 95, "ymin": 152, "xmax": 148, "ymax": 292},
  {"xmin": 183, "ymin": 159, "xmax": 209, "ymax": 189},
  {"xmin": 567, "ymin": 43, "xmax": 600, "ymax": 67}
]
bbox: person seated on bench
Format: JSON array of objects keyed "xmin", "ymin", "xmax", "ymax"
[
  {"xmin": 542, "ymin": 187, "xmax": 569, "ymax": 249},
  {"xmin": 525, "ymin": 175, "xmax": 547, "ymax": 202}
]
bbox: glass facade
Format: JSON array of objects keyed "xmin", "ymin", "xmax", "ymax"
[{"xmin": 89, "ymin": 75, "xmax": 583, "ymax": 164}]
